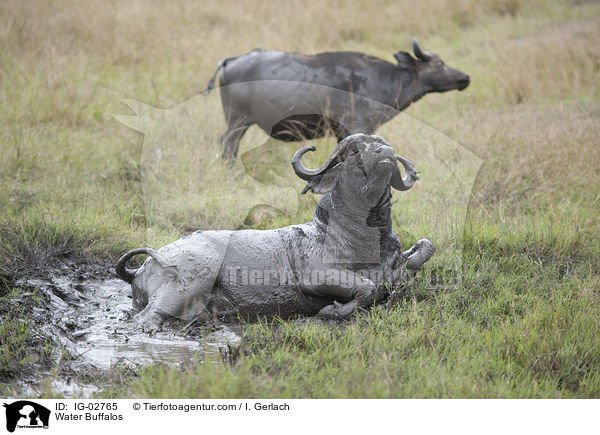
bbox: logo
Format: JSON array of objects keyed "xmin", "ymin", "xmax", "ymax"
[{"xmin": 3, "ymin": 401, "xmax": 50, "ymax": 433}]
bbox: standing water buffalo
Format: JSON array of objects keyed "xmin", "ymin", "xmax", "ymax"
[
  {"xmin": 205, "ymin": 38, "xmax": 470, "ymax": 159},
  {"xmin": 116, "ymin": 134, "xmax": 435, "ymax": 329}
]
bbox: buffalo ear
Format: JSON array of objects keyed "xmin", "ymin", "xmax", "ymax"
[
  {"xmin": 393, "ymin": 51, "xmax": 416, "ymax": 68},
  {"xmin": 301, "ymin": 163, "xmax": 342, "ymax": 195}
]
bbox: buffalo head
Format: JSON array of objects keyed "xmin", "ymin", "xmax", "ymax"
[
  {"xmin": 394, "ymin": 38, "xmax": 470, "ymax": 93},
  {"xmin": 292, "ymin": 134, "xmax": 418, "ymax": 207}
]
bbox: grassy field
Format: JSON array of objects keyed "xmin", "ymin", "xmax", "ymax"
[{"xmin": 1, "ymin": 0, "xmax": 599, "ymax": 398}]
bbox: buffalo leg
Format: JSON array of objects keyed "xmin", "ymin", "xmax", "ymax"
[
  {"xmin": 134, "ymin": 274, "xmax": 212, "ymax": 332},
  {"xmin": 220, "ymin": 122, "xmax": 250, "ymax": 160},
  {"xmin": 300, "ymin": 270, "xmax": 376, "ymax": 319},
  {"xmin": 132, "ymin": 244, "xmax": 222, "ymax": 331}
]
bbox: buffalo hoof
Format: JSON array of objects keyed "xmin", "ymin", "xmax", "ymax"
[
  {"xmin": 316, "ymin": 300, "xmax": 357, "ymax": 320},
  {"xmin": 404, "ymin": 238, "xmax": 435, "ymax": 270},
  {"xmin": 133, "ymin": 309, "xmax": 168, "ymax": 334}
]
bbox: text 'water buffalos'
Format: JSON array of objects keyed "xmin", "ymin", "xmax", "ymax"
[
  {"xmin": 116, "ymin": 134, "xmax": 435, "ymax": 329},
  {"xmin": 205, "ymin": 38, "xmax": 470, "ymax": 159}
]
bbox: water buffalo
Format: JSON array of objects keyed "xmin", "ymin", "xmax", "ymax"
[
  {"xmin": 205, "ymin": 38, "xmax": 470, "ymax": 159},
  {"xmin": 116, "ymin": 134, "xmax": 435, "ymax": 329}
]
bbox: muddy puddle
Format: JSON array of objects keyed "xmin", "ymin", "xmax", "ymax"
[{"xmin": 16, "ymin": 275, "xmax": 241, "ymax": 397}]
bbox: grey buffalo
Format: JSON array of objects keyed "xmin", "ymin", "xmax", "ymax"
[
  {"xmin": 115, "ymin": 134, "xmax": 435, "ymax": 329},
  {"xmin": 205, "ymin": 38, "xmax": 470, "ymax": 159}
]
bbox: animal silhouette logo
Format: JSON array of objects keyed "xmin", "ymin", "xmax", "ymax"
[
  {"xmin": 115, "ymin": 82, "xmax": 482, "ymax": 283},
  {"xmin": 3, "ymin": 401, "xmax": 50, "ymax": 432}
]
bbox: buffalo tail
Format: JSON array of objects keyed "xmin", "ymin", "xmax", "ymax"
[
  {"xmin": 202, "ymin": 56, "xmax": 236, "ymax": 94},
  {"xmin": 115, "ymin": 248, "xmax": 159, "ymax": 283}
]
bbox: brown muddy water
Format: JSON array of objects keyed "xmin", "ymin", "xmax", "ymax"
[{"xmin": 13, "ymin": 275, "xmax": 241, "ymax": 398}]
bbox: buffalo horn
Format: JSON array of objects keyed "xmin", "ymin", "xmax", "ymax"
[
  {"xmin": 412, "ymin": 37, "xmax": 431, "ymax": 61},
  {"xmin": 390, "ymin": 155, "xmax": 419, "ymax": 191},
  {"xmin": 292, "ymin": 142, "xmax": 347, "ymax": 180}
]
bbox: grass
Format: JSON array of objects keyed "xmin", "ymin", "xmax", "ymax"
[
  {"xmin": 0, "ymin": 0, "xmax": 599, "ymax": 397},
  {"xmin": 0, "ymin": 287, "xmax": 53, "ymax": 394},
  {"xmin": 102, "ymin": 214, "xmax": 600, "ymax": 398}
]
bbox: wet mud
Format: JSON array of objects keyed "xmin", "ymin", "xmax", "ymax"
[{"xmin": 12, "ymin": 270, "xmax": 241, "ymax": 398}]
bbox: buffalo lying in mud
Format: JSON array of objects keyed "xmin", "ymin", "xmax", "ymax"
[
  {"xmin": 116, "ymin": 134, "xmax": 435, "ymax": 330},
  {"xmin": 205, "ymin": 38, "xmax": 470, "ymax": 159}
]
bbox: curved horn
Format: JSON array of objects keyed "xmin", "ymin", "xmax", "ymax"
[
  {"xmin": 412, "ymin": 37, "xmax": 431, "ymax": 60},
  {"xmin": 291, "ymin": 142, "xmax": 347, "ymax": 180},
  {"xmin": 391, "ymin": 155, "xmax": 419, "ymax": 191}
]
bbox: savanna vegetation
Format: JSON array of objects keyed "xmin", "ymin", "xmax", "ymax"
[{"xmin": 0, "ymin": 0, "xmax": 599, "ymax": 398}]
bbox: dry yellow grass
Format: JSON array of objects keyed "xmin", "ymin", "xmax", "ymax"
[
  {"xmin": 0, "ymin": 0, "xmax": 542, "ymax": 65},
  {"xmin": 1, "ymin": 0, "xmax": 599, "ymax": 248},
  {"xmin": 495, "ymin": 18, "xmax": 600, "ymax": 103}
]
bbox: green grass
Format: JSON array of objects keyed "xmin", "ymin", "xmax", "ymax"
[
  {"xmin": 0, "ymin": 0, "xmax": 599, "ymax": 397},
  {"xmin": 0, "ymin": 287, "xmax": 53, "ymax": 395},
  {"xmin": 102, "ymin": 217, "xmax": 600, "ymax": 398}
]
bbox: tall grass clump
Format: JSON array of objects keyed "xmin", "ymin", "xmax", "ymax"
[{"xmin": 0, "ymin": 288, "xmax": 53, "ymax": 387}]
